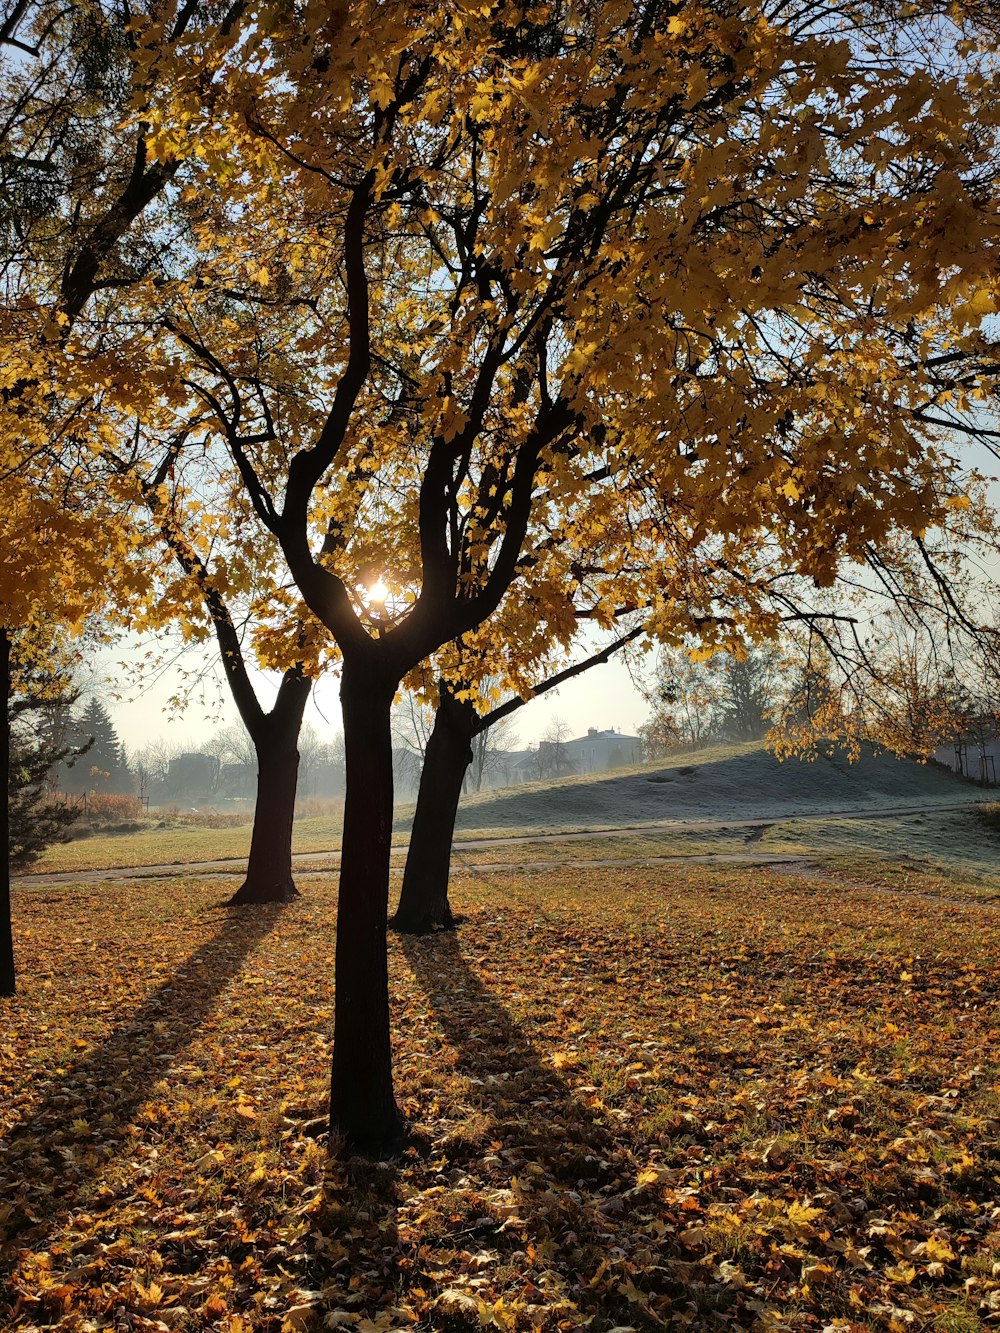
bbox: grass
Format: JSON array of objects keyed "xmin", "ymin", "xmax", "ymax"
[
  {"xmin": 27, "ymin": 817, "xmax": 347, "ymax": 874},
  {"xmin": 447, "ymin": 740, "xmax": 981, "ymax": 834},
  {"xmin": 758, "ymin": 807, "xmax": 1000, "ymax": 898},
  {"xmin": 2, "ymin": 861, "xmax": 998, "ymax": 1331},
  {"xmin": 24, "ymin": 741, "xmax": 986, "ymax": 877}
]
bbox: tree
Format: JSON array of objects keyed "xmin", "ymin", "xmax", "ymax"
[
  {"xmin": 467, "ymin": 707, "xmax": 518, "ymax": 794},
  {"xmin": 9, "ymin": 657, "xmax": 87, "ymax": 869},
  {"xmin": 644, "ymin": 644, "xmax": 784, "ymax": 745},
  {"xmin": 119, "ymin": 439, "xmax": 324, "ymax": 902},
  {"xmin": 538, "ymin": 717, "xmax": 575, "ymax": 780},
  {"xmin": 644, "ymin": 650, "xmax": 722, "ymax": 747},
  {"xmin": 1, "ymin": 625, "xmax": 91, "ymax": 994},
  {"xmin": 638, "ymin": 708, "xmax": 680, "ymax": 762},
  {"xmin": 715, "ymin": 649, "xmax": 783, "ymax": 743},
  {"xmin": 77, "ymin": 699, "xmax": 129, "ymax": 791},
  {"xmin": 0, "ymin": 0, "xmax": 243, "ymax": 993},
  {"xmin": 771, "ymin": 612, "xmax": 978, "ymax": 763},
  {"xmin": 394, "ymin": 629, "xmax": 643, "ymax": 934},
  {"xmin": 107, "ymin": 0, "xmax": 1000, "ymax": 1147}
]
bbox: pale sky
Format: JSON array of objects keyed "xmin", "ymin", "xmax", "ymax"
[
  {"xmin": 93, "ymin": 433, "xmax": 999, "ymax": 760},
  {"xmin": 94, "ymin": 629, "xmax": 653, "ymax": 758}
]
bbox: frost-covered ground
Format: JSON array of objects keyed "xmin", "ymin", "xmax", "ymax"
[{"xmin": 450, "ymin": 741, "xmax": 979, "ymax": 835}]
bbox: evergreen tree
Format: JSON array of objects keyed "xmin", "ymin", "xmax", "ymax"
[
  {"xmin": 77, "ymin": 698, "xmax": 129, "ymax": 792},
  {"xmin": 8, "ymin": 652, "xmax": 88, "ymax": 869}
]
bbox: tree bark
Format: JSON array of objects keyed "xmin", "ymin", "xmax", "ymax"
[
  {"xmin": 225, "ymin": 670, "xmax": 311, "ymax": 906},
  {"xmin": 226, "ymin": 741, "xmax": 301, "ymax": 904},
  {"xmin": 329, "ymin": 661, "xmax": 402, "ymax": 1150},
  {"xmin": 393, "ymin": 685, "xmax": 476, "ymax": 934},
  {"xmin": 1, "ymin": 628, "xmax": 14, "ymax": 997}
]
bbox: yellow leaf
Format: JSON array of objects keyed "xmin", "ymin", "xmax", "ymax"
[
  {"xmin": 923, "ymin": 1235, "xmax": 955, "ymax": 1263},
  {"xmin": 885, "ymin": 1262, "xmax": 916, "ymax": 1284}
]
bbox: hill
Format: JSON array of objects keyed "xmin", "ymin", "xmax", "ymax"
[{"xmin": 448, "ymin": 740, "xmax": 977, "ymax": 837}]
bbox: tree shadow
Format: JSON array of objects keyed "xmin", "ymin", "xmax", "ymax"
[
  {"xmin": 396, "ymin": 931, "xmax": 707, "ymax": 1327},
  {"xmin": 399, "ymin": 929, "xmax": 614, "ymax": 1178},
  {"xmin": 0, "ymin": 902, "xmax": 286, "ymax": 1254}
]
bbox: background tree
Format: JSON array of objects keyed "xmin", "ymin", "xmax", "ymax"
[
  {"xmin": 467, "ymin": 707, "xmax": 518, "ymax": 794},
  {"xmin": 77, "ymin": 699, "xmax": 130, "ymax": 792},
  {"xmin": 714, "ymin": 649, "xmax": 783, "ymax": 743},
  {"xmin": 8, "ymin": 640, "xmax": 88, "ymax": 869},
  {"xmin": 643, "ymin": 650, "xmax": 724, "ymax": 748},
  {"xmin": 537, "ymin": 717, "xmax": 575, "ymax": 781}
]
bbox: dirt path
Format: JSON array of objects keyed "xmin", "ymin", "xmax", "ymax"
[{"xmin": 14, "ymin": 848, "xmax": 806, "ymax": 887}]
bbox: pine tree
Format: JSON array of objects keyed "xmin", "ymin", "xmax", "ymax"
[
  {"xmin": 77, "ymin": 699, "xmax": 129, "ymax": 792},
  {"xmin": 10, "ymin": 677, "xmax": 85, "ymax": 869}
]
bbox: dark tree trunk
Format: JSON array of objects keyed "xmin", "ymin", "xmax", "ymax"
[
  {"xmin": 393, "ymin": 686, "xmax": 476, "ymax": 934},
  {"xmin": 329, "ymin": 662, "xmax": 402, "ymax": 1151},
  {"xmin": 1, "ymin": 628, "xmax": 14, "ymax": 997},
  {"xmin": 225, "ymin": 670, "xmax": 311, "ymax": 906},
  {"xmin": 226, "ymin": 742, "xmax": 301, "ymax": 904}
]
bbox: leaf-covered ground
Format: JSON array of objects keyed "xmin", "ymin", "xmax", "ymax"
[{"xmin": 1, "ymin": 863, "xmax": 998, "ymax": 1332}]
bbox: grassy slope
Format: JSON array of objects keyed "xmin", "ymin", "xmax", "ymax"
[
  {"xmin": 450, "ymin": 740, "xmax": 977, "ymax": 835},
  {"xmin": 3, "ymin": 863, "xmax": 998, "ymax": 1330},
  {"xmin": 26, "ymin": 741, "xmax": 980, "ymax": 874}
]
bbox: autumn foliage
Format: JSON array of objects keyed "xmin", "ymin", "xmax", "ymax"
[
  {"xmin": 2, "ymin": 863, "xmax": 998, "ymax": 1330},
  {"xmin": 3, "ymin": 0, "xmax": 1000, "ymax": 1308}
]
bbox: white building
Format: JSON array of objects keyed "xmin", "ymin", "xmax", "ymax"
[{"xmin": 564, "ymin": 727, "xmax": 643, "ymax": 775}]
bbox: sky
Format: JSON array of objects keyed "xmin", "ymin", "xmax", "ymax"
[
  {"xmin": 93, "ymin": 628, "xmax": 654, "ymax": 759},
  {"xmin": 90, "ymin": 429, "xmax": 1000, "ymax": 762}
]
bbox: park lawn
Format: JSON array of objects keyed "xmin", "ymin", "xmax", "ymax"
[
  {"xmin": 26, "ymin": 739, "xmax": 981, "ymax": 877},
  {"xmin": 27, "ymin": 818, "xmax": 350, "ymax": 875},
  {"xmin": 2, "ymin": 863, "xmax": 998, "ymax": 1332},
  {"xmin": 758, "ymin": 808, "xmax": 1000, "ymax": 900}
]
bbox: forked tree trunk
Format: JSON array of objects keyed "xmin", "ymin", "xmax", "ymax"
[
  {"xmin": 1, "ymin": 628, "xmax": 14, "ymax": 997},
  {"xmin": 329, "ymin": 663, "xmax": 402, "ymax": 1150},
  {"xmin": 226, "ymin": 741, "xmax": 301, "ymax": 904},
  {"xmin": 393, "ymin": 686, "xmax": 476, "ymax": 934},
  {"xmin": 225, "ymin": 670, "xmax": 311, "ymax": 906}
]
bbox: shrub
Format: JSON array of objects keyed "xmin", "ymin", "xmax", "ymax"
[
  {"xmin": 84, "ymin": 791, "xmax": 144, "ymax": 823},
  {"xmin": 294, "ymin": 796, "xmax": 345, "ymax": 821},
  {"xmin": 152, "ymin": 806, "xmax": 253, "ymax": 828}
]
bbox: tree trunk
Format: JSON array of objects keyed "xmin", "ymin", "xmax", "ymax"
[
  {"xmin": 1, "ymin": 628, "xmax": 14, "ymax": 998},
  {"xmin": 393, "ymin": 687, "xmax": 476, "ymax": 935},
  {"xmin": 225, "ymin": 670, "xmax": 311, "ymax": 906},
  {"xmin": 329, "ymin": 662, "xmax": 402, "ymax": 1151},
  {"xmin": 226, "ymin": 741, "xmax": 301, "ymax": 904}
]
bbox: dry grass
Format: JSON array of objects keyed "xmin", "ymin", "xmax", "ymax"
[
  {"xmin": 2, "ymin": 861, "xmax": 998, "ymax": 1331},
  {"xmin": 25, "ymin": 743, "xmax": 983, "ymax": 879},
  {"xmin": 760, "ymin": 808, "xmax": 1000, "ymax": 899},
  {"xmin": 26, "ymin": 818, "xmax": 352, "ymax": 875}
]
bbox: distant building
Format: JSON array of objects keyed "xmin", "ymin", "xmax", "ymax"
[
  {"xmin": 488, "ymin": 750, "xmax": 537, "ymax": 785},
  {"xmin": 300, "ymin": 756, "xmax": 345, "ymax": 798},
  {"xmin": 166, "ymin": 752, "xmax": 220, "ymax": 801},
  {"xmin": 501, "ymin": 728, "xmax": 644, "ymax": 784},
  {"xmin": 564, "ymin": 727, "xmax": 643, "ymax": 774},
  {"xmin": 217, "ymin": 762, "xmax": 256, "ymax": 798}
]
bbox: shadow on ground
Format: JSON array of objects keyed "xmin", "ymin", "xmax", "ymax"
[
  {"xmin": 394, "ymin": 930, "xmax": 733, "ymax": 1328},
  {"xmin": 0, "ymin": 903, "xmax": 285, "ymax": 1257}
]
